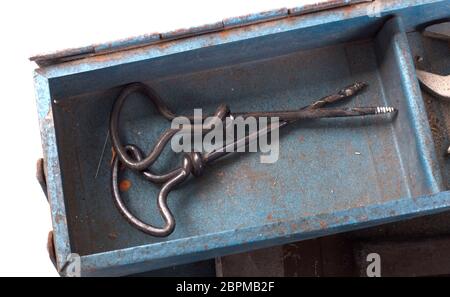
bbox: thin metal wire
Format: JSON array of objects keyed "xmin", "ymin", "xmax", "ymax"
[
  {"xmin": 110, "ymin": 82, "xmax": 397, "ymax": 237},
  {"xmin": 95, "ymin": 129, "xmax": 109, "ymax": 179}
]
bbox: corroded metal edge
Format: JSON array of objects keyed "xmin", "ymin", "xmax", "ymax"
[
  {"xmin": 80, "ymin": 191, "xmax": 450, "ymax": 276},
  {"xmin": 34, "ymin": 72, "xmax": 72, "ymax": 273}
]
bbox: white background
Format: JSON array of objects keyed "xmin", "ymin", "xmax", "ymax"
[{"xmin": 0, "ymin": 0, "xmax": 321, "ymax": 276}]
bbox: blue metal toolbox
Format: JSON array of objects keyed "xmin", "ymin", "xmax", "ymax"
[{"xmin": 32, "ymin": 0, "xmax": 450, "ymax": 276}]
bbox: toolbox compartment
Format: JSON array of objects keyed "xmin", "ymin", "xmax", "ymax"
[
  {"xmin": 407, "ymin": 29, "xmax": 450, "ymax": 189},
  {"xmin": 34, "ymin": 0, "xmax": 450, "ymax": 276}
]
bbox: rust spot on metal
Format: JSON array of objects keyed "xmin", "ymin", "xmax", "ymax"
[
  {"xmin": 223, "ymin": 8, "xmax": 287, "ymax": 29},
  {"xmin": 291, "ymin": 223, "xmax": 298, "ymax": 231},
  {"xmin": 267, "ymin": 213, "xmax": 273, "ymax": 221},
  {"xmin": 108, "ymin": 232, "xmax": 118, "ymax": 240},
  {"xmin": 239, "ymin": 164, "xmax": 274, "ymax": 192},
  {"xmin": 47, "ymin": 231, "xmax": 57, "ymax": 268},
  {"xmin": 36, "ymin": 158, "xmax": 48, "ymax": 199},
  {"xmin": 300, "ymin": 220, "xmax": 311, "ymax": 231},
  {"xmin": 218, "ymin": 29, "xmax": 233, "ymax": 39},
  {"xmin": 340, "ymin": 0, "xmax": 370, "ymax": 17},
  {"xmin": 55, "ymin": 214, "xmax": 65, "ymax": 224},
  {"xmin": 119, "ymin": 180, "xmax": 132, "ymax": 192}
]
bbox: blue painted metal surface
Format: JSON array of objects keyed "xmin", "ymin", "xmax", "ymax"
[
  {"xmin": 33, "ymin": 0, "xmax": 450, "ymax": 276},
  {"xmin": 407, "ymin": 28, "xmax": 450, "ymax": 189}
]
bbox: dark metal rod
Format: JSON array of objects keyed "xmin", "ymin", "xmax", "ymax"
[
  {"xmin": 110, "ymin": 81, "xmax": 397, "ymax": 237},
  {"xmin": 110, "ymin": 82, "xmax": 377, "ymax": 171}
]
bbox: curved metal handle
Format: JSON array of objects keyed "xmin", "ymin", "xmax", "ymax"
[
  {"xmin": 111, "ymin": 145, "xmax": 200, "ymax": 236},
  {"xmin": 110, "ymin": 82, "xmax": 229, "ymax": 171},
  {"xmin": 109, "ymin": 81, "xmax": 396, "ymax": 237},
  {"xmin": 109, "ymin": 83, "xmax": 228, "ymax": 236},
  {"xmin": 110, "ymin": 82, "xmax": 181, "ymax": 171}
]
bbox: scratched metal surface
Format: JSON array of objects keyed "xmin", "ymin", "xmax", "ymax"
[{"xmin": 34, "ymin": 1, "xmax": 450, "ymax": 276}]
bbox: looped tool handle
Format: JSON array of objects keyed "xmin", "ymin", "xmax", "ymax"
[
  {"xmin": 110, "ymin": 83, "xmax": 227, "ymax": 236},
  {"xmin": 111, "ymin": 145, "xmax": 203, "ymax": 236},
  {"xmin": 110, "ymin": 81, "xmax": 396, "ymax": 237}
]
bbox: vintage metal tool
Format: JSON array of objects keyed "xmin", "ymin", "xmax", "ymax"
[
  {"xmin": 417, "ymin": 22, "xmax": 450, "ymax": 101},
  {"xmin": 423, "ymin": 21, "xmax": 450, "ymax": 42},
  {"xmin": 110, "ymin": 82, "xmax": 397, "ymax": 236},
  {"xmin": 418, "ymin": 21, "xmax": 450, "ymax": 154},
  {"xmin": 417, "ymin": 70, "xmax": 450, "ymax": 101}
]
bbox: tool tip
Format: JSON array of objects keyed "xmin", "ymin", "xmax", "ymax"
[
  {"xmin": 375, "ymin": 106, "xmax": 397, "ymax": 114},
  {"xmin": 354, "ymin": 81, "xmax": 368, "ymax": 89},
  {"xmin": 340, "ymin": 82, "xmax": 368, "ymax": 97}
]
